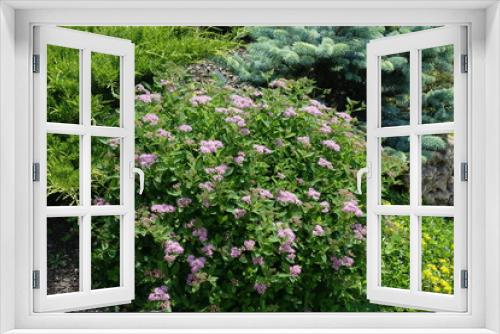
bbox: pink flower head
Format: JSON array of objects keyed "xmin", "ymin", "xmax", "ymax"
[
  {"xmin": 252, "ymin": 256, "xmax": 265, "ymax": 266},
  {"xmin": 352, "ymin": 223, "xmax": 367, "ymax": 240},
  {"xmin": 187, "ymin": 255, "xmax": 206, "ymax": 273},
  {"xmin": 277, "ymin": 190, "xmax": 302, "ymax": 205},
  {"xmin": 319, "ymin": 123, "xmax": 332, "ymax": 134},
  {"xmin": 331, "ymin": 255, "xmax": 355, "ymax": 271},
  {"xmin": 310, "ymin": 99, "xmax": 326, "ymax": 109},
  {"xmin": 322, "ymin": 140, "xmax": 340, "ymax": 152},
  {"xmin": 290, "ymin": 265, "xmax": 302, "ymax": 277},
  {"xmin": 151, "ymin": 204, "xmax": 176, "ymax": 213},
  {"xmin": 320, "ymin": 201, "xmax": 330, "ymax": 213},
  {"xmin": 303, "ymin": 105, "xmax": 323, "ymax": 116},
  {"xmin": 164, "ymin": 240, "xmax": 184, "ymax": 263},
  {"xmin": 148, "ymin": 286, "xmax": 170, "ymax": 302},
  {"xmin": 297, "ymin": 136, "xmax": 310, "ymax": 146},
  {"xmin": 233, "ymin": 208, "xmax": 247, "ymax": 219},
  {"xmin": 282, "ymin": 107, "xmax": 297, "ymax": 118},
  {"xmin": 230, "ymin": 247, "xmax": 242, "ymax": 258},
  {"xmin": 312, "ymin": 224, "xmax": 325, "ymax": 236},
  {"xmin": 225, "ymin": 115, "xmax": 247, "ymax": 128},
  {"xmin": 241, "ymin": 195, "xmax": 252, "ymax": 204},
  {"xmin": 137, "ymin": 93, "xmax": 152, "ymax": 103},
  {"xmin": 190, "ymin": 95, "xmax": 212, "ymax": 106},
  {"xmin": 230, "ymin": 94, "xmax": 255, "ymax": 109},
  {"xmin": 254, "ymin": 283, "xmax": 268, "ymax": 295},
  {"xmin": 253, "ymin": 144, "xmax": 273, "ymax": 155},
  {"xmin": 202, "ymin": 244, "xmax": 215, "ymax": 257},
  {"xmin": 142, "ymin": 113, "xmax": 160, "ymax": 125},
  {"xmin": 156, "ymin": 128, "xmax": 174, "ymax": 140},
  {"xmin": 244, "ymin": 239, "xmax": 255, "ymax": 251},
  {"xmin": 138, "ymin": 153, "xmax": 157, "ymax": 167},
  {"xmin": 178, "ymin": 124, "xmax": 193, "ymax": 132},
  {"xmin": 317, "ymin": 157, "xmax": 333, "ymax": 170},
  {"xmin": 342, "ymin": 200, "xmax": 364, "ymax": 217},
  {"xmin": 269, "ymin": 79, "xmax": 287, "ymax": 89},
  {"xmin": 341, "ymin": 256, "xmax": 354, "ymax": 267},
  {"xmin": 199, "ymin": 181, "xmax": 215, "ymax": 192},
  {"xmin": 256, "ymin": 188, "xmax": 274, "ymax": 199},
  {"xmin": 199, "ymin": 140, "xmax": 224, "ymax": 154},
  {"xmin": 234, "ymin": 151, "xmax": 246, "ymax": 165},
  {"xmin": 176, "ymin": 197, "xmax": 192, "ymax": 208},
  {"xmin": 93, "ymin": 197, "xmax": 108, "ymax": 206},
  {"xmin": 277, "ymin": 228, "xmax": 296, "ymax": 243},
  {"xmin": 307, "ymin": 188, "xmax": 321, "ymax": 201},
  {"xmin": 192, "ymin": 227, "xmax": 208, "ymax": 242},
  {"xmin": 239, "ymin": 128, "xmax": 251, "ymax": 136},
  {"xmin": 337, "ymin": 112, "xmax": 353, "ymax": 122}
]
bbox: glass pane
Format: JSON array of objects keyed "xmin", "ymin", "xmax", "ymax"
[
  {"xmin": 421, "ymin": 217, "xmax": 454, "ymax": 294},
  {"xmin": 47, "ymin": 134, "xmax": 80, "ymax": 206},
  {"xmin": 47, "ymin": 45, "xmax": 80, "ymax": 124},
  {"xmin": 381, "ymin": 136, "xmax": 410, "ymax": 205},
  {"xmin": 91, "ymin": 137, "xmax": 121, "ymax": 205},
  {"xmin": 381, "ymin": 52, "xmax": 410, "ymax": 127},
  {"xmin": 91, "ymin": 216, "xmax": 121, "ymax": 289},
  {"xmin": 47, "ymin": 217, "xmax": 80, "ymax": 295},
  {"xmin": 421, "ymin": 45, "xmax": 454, "ymax": 124},
  {"xmin": 381, "ymin": 215, "xmax": 410, "ymax": 289},
  {"xmin": 91, "ymin": 52, "xmax": 121, "ymax": 127},
  {"xmin": 421, "ymin": 133, "xmax": 454, "ymax": 206}
]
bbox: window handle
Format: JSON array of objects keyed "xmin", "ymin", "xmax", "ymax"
[
  {"xmin": 356, "ymin": 165, "xmax": 370, "ymax": 195},
  {"xmin": 133, "ymin": 167, "xmax": 144, "ymax": 195}
]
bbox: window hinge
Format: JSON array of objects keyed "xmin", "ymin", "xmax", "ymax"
[
  {"xmin": 32, "ymin": 270, "xmax": 40, "ymax": 289},
  {"xmin": 461, "ymin": 162, "xmax": 468, "ymax": 182},
  {"xmin": 33, "ymin": 162, "xmax": 40, "ymax": 182},
  {"xmin": 461, "ymin": 54, "xmax": 468, "ymax": 73},
  {"xmin": 32, "ymin": 54, "xmax": 40, "ymax": 73},
  {"xmin": 461, "ymin": 269, "xmax": 468, "ymax": 289}
]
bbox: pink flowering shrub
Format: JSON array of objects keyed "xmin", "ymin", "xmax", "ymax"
[{"xmin": 127, "ymin": 76, "xmax": 372, "ymax": 312}]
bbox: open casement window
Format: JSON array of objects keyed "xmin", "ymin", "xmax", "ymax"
[
  {"xmin": 33, "ymin": 26, "xmax": 136, "ymax": 312},
  {"xmin": 366, "ymin": 26, "xmax": 468, "ymax": 312}
]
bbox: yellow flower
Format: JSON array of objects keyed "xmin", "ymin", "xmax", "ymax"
[
  {"xmin": 440, "ymin": 266, "xmax": 450, "ymax": 275},
  {"xmin": 443, "ymin": 286, "xmax": 452, "ymax": 294},
  {"xmin": 433, "ymin": 286, "xmax": 442, "ymax": 293}
]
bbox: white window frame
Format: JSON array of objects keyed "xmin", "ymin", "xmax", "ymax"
[
  {"xmin": 32, "ymin": 26, "xmax": 136, "ymax": 312},
  {"xmin": 0, "ymin": 1, "xmax": 499, "ymax": 333},
  {"xmin": 366, "ymin": 26, "xmax": 468, "ymax": 312}
]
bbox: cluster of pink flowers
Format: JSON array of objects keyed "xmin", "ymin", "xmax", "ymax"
[
  {"xmin": 199, "ymin": 181, "xmax": 215, "ymax": 192},
  {"xmin": 199, "ymin": 140, "xmax": 224, "ymax": 154},
  {"xmin": 93, "ymin": 197, "xmax": 109, "ymax": 206},
  {"xmin": 230, "ymin": 94, "xmax": 255, "ymax": 109},
  {"xmin": 148, "ymin": 285, "xmax": 170, "ymax": 302},
  {"xmin": 309, "ymin": 99, "xmax": 327, "ymax": 109},
  {"xmin": 317, "ymin": 157, "xmax": 333, "ymax": 170},
  {"xmin": 253, "ymin": 144, "xmax": 273, "ymax": 154},
  {"xmin": 331, "ymin": 255, "xmax": 355, "ymax": 271},
  {"xmin": 241, "ymin": 194, "xmax": 251, "ymax": 204},
  {"xmin": 306, "ymin": 188, "xmax": 321, "ymax": 201},
  {"xmin": 230, "ymin": 239, "xmax": 256, "ymax": 258},
  {"xmin": 289, "ymin": 264, "xmax": 302, "ymax": 277},
  {"xmin": 230, "ymin": 247, "xmax": 242, "ymax": 258},
  {"xmin": 336, "ymin": 112, "xmax": 352, "ymax": 122},
  {"xmin": 205, "ymin": 164, "xmax": 228, "ymax": 176},
  {"xmin": 282, "ymin": 107, "xmax": 297, "ymax": 118},
  {"xmin": 163, "ymin": 240, "xmax": 184, "ymax": 263},
  {"xmin": 234, "ymin": 151, "xmax": 246, "ymax": 165},
  {"xmin": 312, "ymin": 224, "xmax": 325, "ymax": 236},
  {"xmin": 178, "ymin": 124, "xmax": 193, "ymax": 132},
  {"xmin": 151, "ymin": 204, "xmax": 176, "ymax": 213},
  {"xmin": 320, "ymin": 201, "xmax": 330, "ymax": 213},
  {"xmin": 254, "ymin": 283, "xmax": 268, "ymax": 295},
  {"xmin": 156, "ymin": 129, "xmax": 174, "ymax": 140},
  {"xmin": 138, "ymin": 153, "xmax": 157, "ymax": 167},
  {"xmin": 256, "ymin": 188, "xmax": 273, "ymax": 199},
  {"xmin": 297, "ymin": 136, "xmax": 310, "ymax": 146},
  {"xmin": 137, "ymin": 92, "xmax": 161, "ymax": 104},
  {"xmin": 321, "ymin": 140, "xmax": 340, "ymax": 152},
  {"xmin": 192, "ymin": 227, "xmax": 208, "ymax": 242},
  {"xmin": 190, "ymin": 95, "xmax": 212, "ymax": 106},
  {"xmin": 269, "ymin": 79, "xmax": 287, "ymax": 89},
  {"xmin": 187, "ymin": 255, "xmax": 206, "ymax": 273},
  {"xmin": 277, "ymin": 227, "xmax": 296, "ymax": 260},
  {"xmin": 244, "ymin": 240, "xmax": 256, "ymax": 251},
  {"xmin": 176, "ymin": 197, "xmax": 192, "ymax": 208},
  {"xmin": 240, "ymin": 127, "xmax": 251, "ymax": 136},
  {"xmin": 143, "ymin": 113, "xmax": 159, "ymax": 125},
  {"xmin": 342, "ymin": 200, "xmax": 364, "ymax": 217},
  {"xmin": 252, "ymin": 256, "xmax": 264, "ymax": 266},
  {"xmin": 303, "ymin": 105, "xmax": 323, "ymax": 116},
  {"xmin": 225, "ymin": 115, "xmax": 246, "ymax": 128},
  {"xmin": 202, "ymin": 244, "xmax": 215, "ymax": 257},
  {"xmin": 277, "ymin": 190, "xmax": 302, "ymax": 205},
  {"xmin": 352, "ymin": 223, "xmax": 367, "ymax": 240},
  {"xmin": 233, "ymin": 208, "xmax": 247, "ymax": 219},
  {"xmin": 319, "ymin": 123, "xmax": 332, "ymax": 134}
]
